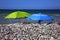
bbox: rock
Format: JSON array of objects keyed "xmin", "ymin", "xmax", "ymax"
[
  {"xmin": 5, "ymin": 35, "xmax": 9, "ymax": 39},
  {"xmin": 58, "ymin": 36, "xmax": 60, "ymax": 40},
  {"xmin": 52, "ymin": 34, "xmax": 58, "ymax": 39},
  {"xmin": 21, "ymin": 39, "xmax": 24, "ymax": 40},
  {"xmin": 13, "ymin": 38, "xmax": 17, "ymax": 40},
  {"xmin": 1, "ymin": 39, "xmax": 5, "ymax": 40},
  {"xmin": 9, "ymin": 35, "xmax": 14, "ymax": 39},
  {"xmin": 50, "ymin": 37, "xmax": 54, "ymax": 40}
]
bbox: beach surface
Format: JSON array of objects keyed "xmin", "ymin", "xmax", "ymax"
[{"xmin": 0, "ymin": 22, "xmax": 60, "ymax": 40}]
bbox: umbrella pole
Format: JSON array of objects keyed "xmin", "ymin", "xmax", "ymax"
[
  {"xmin": 9, "ymin": 19, "xmax": 12, "ymax": 24},
  {"xmin": 38, "ymin": 20, "xmax": 41, "ymax": 24}
]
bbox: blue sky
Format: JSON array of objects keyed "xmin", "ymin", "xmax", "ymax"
[{"xmin": 0, "ymin": 0, "xmax": 60, "ymax": 9}]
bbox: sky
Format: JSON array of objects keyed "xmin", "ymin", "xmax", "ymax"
[{"xmin": 0, "ymin": 0, "xmax": 60, "ymax": 9}]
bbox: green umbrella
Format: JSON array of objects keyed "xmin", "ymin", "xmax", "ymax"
[{"xmin": 5, "ymin": 11, "xmax": 31, "ymax": 19}]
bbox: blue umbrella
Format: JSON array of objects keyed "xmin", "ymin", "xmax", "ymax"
[{"xmin": 27, "ymin": 13, "xmax": 53, "ymax": 23}]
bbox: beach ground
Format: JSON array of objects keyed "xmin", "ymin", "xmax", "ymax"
[{"xmin": 0, "ymin": 22, "xmax": 60, "ymax": 40}]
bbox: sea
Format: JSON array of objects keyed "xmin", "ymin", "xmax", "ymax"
[{"xmin": 0, "ymin": 9, "xmax": 60, "ymax": 24}]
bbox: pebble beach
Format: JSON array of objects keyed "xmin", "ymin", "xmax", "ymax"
[{"xmin": 0, "ymin": 22, "xmax": 60, "ymax": 40}]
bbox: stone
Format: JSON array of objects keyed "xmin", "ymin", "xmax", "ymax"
[
  {"xmin": 50, "ymin": 37, "xmax": 54, "ymax": 40},
  {"xmin": 13, "ymin": 38, "xmax": 17, "ymax": 40},
  {"xmin": 5, "ymin": 35, "xmax": 9, "ymax": 39}
]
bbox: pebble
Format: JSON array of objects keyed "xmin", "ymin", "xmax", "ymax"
[
  {"xmin": 50, "ymin": 37, "xmax": 54, "ymax": 40},
  {"xmin": 5, "ymin": 35, "xmax": 9, "ymax": 39},
  {"xmin": 0, "ymin": 23, "xmax": 60, "ymax": 40},
  {"xmin": 13, "ymin": 38, "xmax": 17, "ymax": 40}
]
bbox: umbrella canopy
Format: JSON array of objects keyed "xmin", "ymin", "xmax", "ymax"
[
  {"xmin": 27, "ymin": 13, "xmax": 53, "ymax": 21},
  {"xmin": 5, "ymin": 11, "xmax": 31, "ymax": 19}
]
